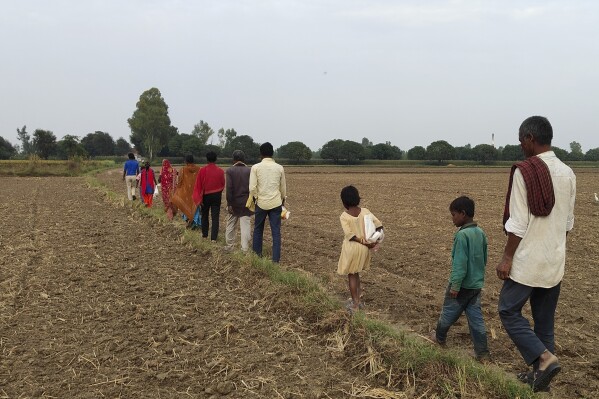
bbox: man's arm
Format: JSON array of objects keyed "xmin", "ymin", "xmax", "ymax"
[
  {"xmin": 279, "ymin": 167, "xmax": 287, "ymax": 204},
  {"xmin": 497, "ymin": 169, "xmax": 527, "ymax": 280},
  {"xmin": 248, "ymin": 166, "xmax": 257, "ymax": 200},
  {"xmin": 496, "ymin": 233, "xmax": 522, "ymax": 280}
]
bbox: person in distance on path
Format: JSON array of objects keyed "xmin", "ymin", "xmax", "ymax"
[
  {"xmin": 249, "ymin": 142, "xmax": 286, "ymax": 263},
  {"xmin": 139, "ymin": 161, "xmax": 157, "ymax": 207},
  {"xmin": 224, "ymin": 150, "xmax": 253, "ymax": 252},
  {"xmin": 193, "ymin": 151, "xmax": 225, "ymax": 242},
  {"xmin": 171, "ymin": 154, "xmax": 201, "ymax": 228},
  {"xmin": 122, "ymin": 152, "xmax": 139, "ymax": 201}
]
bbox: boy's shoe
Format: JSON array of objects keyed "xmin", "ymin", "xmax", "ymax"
[
  {"xmin": 475, "ymin": 353, "xmax": 492, "ymax": 364},
  {"xmin": 132, "ymin": 195, "xmax": 137, "ymax": 200},
  {"xmin": 429, "ymin": 330, "xmax": 446, "ymax": 347}
]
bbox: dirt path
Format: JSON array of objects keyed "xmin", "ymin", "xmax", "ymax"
[{"xmin": 0, "ymin": 177, "xmax": 378, "ymax": 398}]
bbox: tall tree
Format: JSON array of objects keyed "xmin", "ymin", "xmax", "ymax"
[
  {"xmin": 407, "ymin": 146, "xmax": 426, "ymax": 160},
  {"xmin": 217, "ymin": 128, "xmax": 238, "ymax": 148},
  {"xmin": 81, "ymin": 131, "xmax": 116, "ymax": 157},
  {"xmin": 584, "ymin": 147, "xmax": 599, "ymax": 161},
  {"xmin": 0, "ymin": 136, "xmax": 17, "ymax": 159},
  {"xmin": 343, "ymin": 140, "xmax": 366, "ymax": 164},
  {"xmin": 277, "ymin": 141, "xmax": 312, "ymax": 162},
  {"xmin": 320, "ymin": 139, "xmax": 346, "ymax": 164},
  {"xmin": 454, "ymin": 144, "xmax": 474, "ymax": 160},
  {"xmin": 370, "ymin": 143, "xmax": 402, "ymax": 160},
  {"xmin": 32, "ymin": 129, "xmax": 57, "ymax": 159},
  {"xmin": 223, "ymin": 135, "xmax": 260, "ymax": 162},
  {"xmin": 16, "ymin": 125, "xmax": 32, "ymax": 155},
  {"xmin": 320, "ymin": 139, "xmax": 364, "ymax": 164},
  {"xmin": 500, "ymin": 144, "xmax": 524, "ymax": 161},
  {"xmin": 426, "ymin": 140, "xmax": 455, "ymax": 164},
  {"xmin": 127, "ymin": 87, "xmax": 177, "ymax": 159},
  {"xmin": 115, "ymin": 137, "xmax": 132, "ymax": 155},
  {"xmin": 57, "ymin": 135, "xmax": 87, "ymax": 159},
  {"xmin": 192, "ymin": 120, "xmax": 215, "ymax": 144},
  {"xmin": 472, "ymin": 144, "xmax": 499, "ymax": 164},
  {"xmin": 180, "ymin": 135, "xmax": 205, "ymax": 157},
  {"xmin": 568, "ymin": 141, "xmax": 584, "ymax": 161}
]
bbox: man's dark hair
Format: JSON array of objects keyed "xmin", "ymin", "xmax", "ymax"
[
  {"xmin": 449, "ymin": 196, "xmax": 475, "ymax": 217},
  {"xmin": 128, "ymin": 152, "xmax": 135, "ymax": 160},
  {"xmin": 185, "ymin": 154, "xmax": 194, "ymax": 164},
  {"xmin": 260, "ymin": 142, "xmax": 274, "ymax": 157},
  {"xmin": 232, "ymin": 150, "xmax": 245, "ymax": 162},
  {"xmin": 340, "ymin": 185, "xmax": 361, "ymax": 208},
  {"xmin": 206, "ymin": 151, "xmax": 217, "ymax": 163},
  {"xmin": 519, "ymin": 116, "xmax": 553, "ymax": 146}
]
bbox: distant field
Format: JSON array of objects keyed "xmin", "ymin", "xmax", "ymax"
[{"xmin": 0, "ymin": 159, "xmax": 115, "ymax": 176}]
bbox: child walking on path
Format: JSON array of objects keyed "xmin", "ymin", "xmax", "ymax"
[
  {"xmin": 431, "ymin": 196, "xmax": 490, "ymax": 361},
  {"xmin": 140, "ymin": 161, "xmax": 158, "ymax": 208},
  {"xmin": 337, "ymin": 185, "xmax": 383, "ymax": 313}
]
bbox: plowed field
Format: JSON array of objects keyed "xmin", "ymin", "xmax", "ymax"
[{"xmin": 1, "ymin": 166, "xmax": 598, "ymax": 398}]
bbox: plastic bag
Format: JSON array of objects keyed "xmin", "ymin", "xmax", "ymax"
[{"xmin": 364, "ymin": 214, "xmax": 384, "ymax": 243}]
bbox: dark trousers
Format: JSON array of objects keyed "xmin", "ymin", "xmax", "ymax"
[
  {"xmin": 201, "ymin": 192, "xmax": 222, "ymax": 240},
  {"xmin": 435, "ymin": 284, "xmax": 489, "ymax": 358},
  {"xmin": 252, "ymin": 205, "xmax": 282, "ymax": 262},
  {"xmin": 498, "ymin": 279, "xmax": 561, "ymax": 365}
]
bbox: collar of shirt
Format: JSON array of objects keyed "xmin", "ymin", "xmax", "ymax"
[
  {"xmin": 459, "ymin": 222, "xmax": 478, "ymax": 231},
  {"xmin": 536, "ymin": 151, "xmax": 555, "ymax": 160}
]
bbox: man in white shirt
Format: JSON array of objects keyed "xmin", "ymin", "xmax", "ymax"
[
  {"xmin": 497, "ymin": 116, "xmax": 576, "ymax": 392},
  {"xmin": 249, "ymin": 142, "xmax": 286, "ymax": 263}
]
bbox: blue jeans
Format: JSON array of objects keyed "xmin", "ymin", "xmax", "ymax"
[
  {"xmin": 435, "ymin": 284, "xmax": 489, "ymax": 358},
  {"xmin": 498, "ymin": 279, "xmax": 560, "ymax": 365},
  {"xmin": 253, "ymin": 205, "xmax": 282, "ymax": 263}
]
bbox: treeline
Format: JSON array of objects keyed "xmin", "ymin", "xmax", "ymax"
[
  {"xmin": 2, "ymin": 86, "xmax": 599, "ymax": 164},
  {"xmin": 1, "ymin": 127, "xmax": 132, "ymax": 160}
]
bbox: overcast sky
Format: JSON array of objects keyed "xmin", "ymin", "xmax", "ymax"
[{"xmin": 1, "ymin": 0, "xmax": 598, "ymax": 152}]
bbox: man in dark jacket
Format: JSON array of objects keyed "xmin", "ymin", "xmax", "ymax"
[{"xmin": 224, "ymin": 150, "xmax": 253, "ymax": 251}]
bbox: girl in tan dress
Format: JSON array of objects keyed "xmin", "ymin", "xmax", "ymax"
[{"xmin": 338, "ymin": 185, "xmax": 383, "ymax": 312}]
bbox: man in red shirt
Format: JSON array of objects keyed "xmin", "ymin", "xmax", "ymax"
[{"xmin": 193, "ymin": 151, "xmax": 225, "ymax": 241}]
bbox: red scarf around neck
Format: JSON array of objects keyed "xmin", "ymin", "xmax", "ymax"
[{"xmin": 503, "ymin": 156, "xmax": 555, "ymax": 232}]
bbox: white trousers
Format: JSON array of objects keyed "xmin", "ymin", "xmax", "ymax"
[
  {"xmin": 225, "ymin": 213, "xmax": 251, "ymax": 251},
  {"xmin": 125, "ymin": 175, "xmax": 137, "ymax": 200}
]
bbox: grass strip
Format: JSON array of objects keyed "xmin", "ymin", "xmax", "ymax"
[{"xmin": 85, "ymin": 172, "xmax": 535, "ymax": 399}]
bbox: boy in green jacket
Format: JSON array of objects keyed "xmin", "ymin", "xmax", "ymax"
[{"xmin": 431, "ymin": 196, "xmax": 490, "ymax": 361}]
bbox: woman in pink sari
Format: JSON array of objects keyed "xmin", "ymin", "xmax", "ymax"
[{"xmin": 160, "ymin": 159, "xmax": 177, "ymax": 219}]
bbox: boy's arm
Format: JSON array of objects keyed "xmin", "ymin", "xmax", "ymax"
[{"xmin": 449, "ymin": 234, "xmax": 468, "ymax": 297}]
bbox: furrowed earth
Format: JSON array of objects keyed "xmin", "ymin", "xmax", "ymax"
[{"xmin": 1, "ymin": 166, "xmax": 597, "ymax": 398}]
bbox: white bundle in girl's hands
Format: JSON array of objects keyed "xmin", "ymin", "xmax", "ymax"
[
  {"xmin": 369, "ymin": 230, "xmax": 384, "ymax": 243},
  {"xmin": 364, "ymin": 214, "xmax": 384, "ymax": 244}
]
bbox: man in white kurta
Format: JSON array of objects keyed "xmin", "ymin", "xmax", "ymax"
[{"xmin": 497, "ymin": 116, "xmax": 576, "ymax": 392}]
